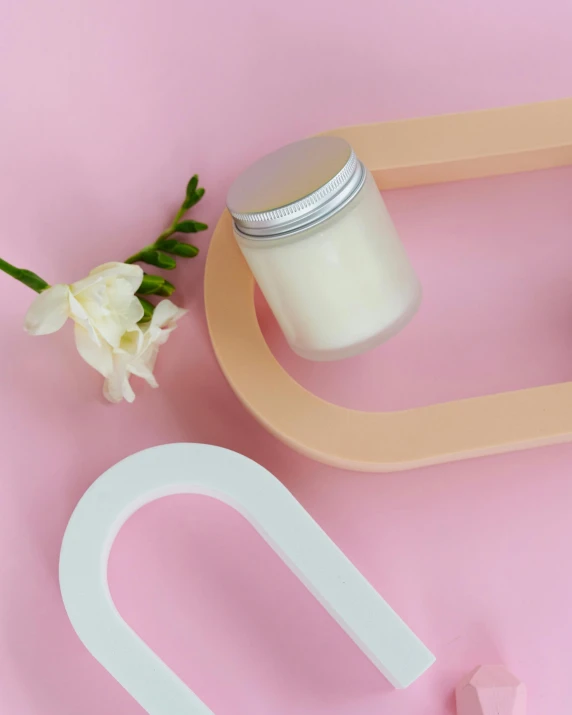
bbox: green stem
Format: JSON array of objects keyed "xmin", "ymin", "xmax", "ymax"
[
  {"xmin": 157, "ymin": 205, "xmax": 187, "ymax": 241},
  {"xmin": 124, "ymin": 205, "xmax": 188, "ymax": 264},
  {"xmin": 124, "ymin": 251, "xmax": 148, "ymax": 265},
  {"xmin": 0, "ymin": 257, "xmax": 49, "ymax": 293},
  {"xmin": 0, "ymin": 257, "xmax": 17, "ymax": 277}
]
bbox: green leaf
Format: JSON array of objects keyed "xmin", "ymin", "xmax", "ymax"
[
  {"xmin": 158, "ymin": 239, "xmax": 178, "ymax": 251},
  {"xmin": 138, "ymin": 297, "xmax": 155, "ymax": 323},
  {"xmin": 156, "ymin": 278, "xmax": 175, "ymax": 296},
  {"xmin": 174, "ymin": 219, "xmax": 208, "ymax": 234},
  {"xmin": 138, "ymin": 273, "xmax": 166, "ymax": 295},
  {"xmin": 182, "ymin": 187, "xmax": 205, "ymax": 210},
  {"xmin": 16, "ymin": 269, "xmax": 50, "ymax": 293},
  {"xmin": 0, "ymin": 257, "xmax": 50, "ymax": 293},
  {"xmin": 186, "ymin": 175, "xmax": 198, "ymax": 199},
  {"xmin": 138, "ymin": 272, "xmax": 176, "ymax": 296},
  {"xmin": 182, "ymin": 176, "xmax": 205, "ymax": 210},
  {"xmin": 160, "ymin": 240, "xmax": 199, "ymax": 258},
  {"xmin": 138, "ymin": 250, "xmax": 177, "ymax": 270}
]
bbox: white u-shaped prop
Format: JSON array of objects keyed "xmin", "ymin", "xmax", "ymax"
[{"xmin": 59, "ymin": 444, "xmax": 434, "ymax": 714}]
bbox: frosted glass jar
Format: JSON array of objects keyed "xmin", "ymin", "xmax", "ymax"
[{"xmin": 227, "ymin": 137, "xmax": 421, "ymax": 361}]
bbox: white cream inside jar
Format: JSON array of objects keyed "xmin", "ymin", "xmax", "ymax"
[{"xmin": 227, "ymin": 137, "xmax": 421, "ymax": 361}]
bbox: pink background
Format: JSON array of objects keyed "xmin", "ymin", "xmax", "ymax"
[{"xmin": 2, "ymin": 1, "xmax": 572, "ymax": 713}]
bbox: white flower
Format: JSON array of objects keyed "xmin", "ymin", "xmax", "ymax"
[
  {"xmin": 24, "ymin": 262, "xmax": 186, "ymax": 402},
  {"xmin": 103, "ymin": 299, "xmax": 187, "ymax": 403},
  {"xmin": 24, "ymin": 261, "xmax": 144, "ymax": 345}
]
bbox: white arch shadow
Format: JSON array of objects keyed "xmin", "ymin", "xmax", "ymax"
[{"xmin": 59, "ymin": 444, "xmax": 434, "ymax": 714}]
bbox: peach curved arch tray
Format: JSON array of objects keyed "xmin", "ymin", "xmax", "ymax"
[{"xmin": 205, "ymin": 99, "xmax": 572, "ymax": 472}]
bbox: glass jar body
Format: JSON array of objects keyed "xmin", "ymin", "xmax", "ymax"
[{"xmin": 235, "ymin": 170, "xmax": 421, "ymax": 361}]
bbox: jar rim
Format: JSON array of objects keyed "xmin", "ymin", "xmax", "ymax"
[{"xmin": 227, "ymin": 137, "xmax": 366, "ymax": 240}]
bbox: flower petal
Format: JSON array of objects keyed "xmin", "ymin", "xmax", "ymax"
[
  {"xmin": 118, "ymin": 328, "xmax": 144, "ymax": 355},
  {"xmin": 151, "ymin": 299, "xmax": 187, "ymax": 329},
  {"xmin": 88, "ymin": 315, "xmax": 126, "ymax": 349},
  {"xmin": 127, "ymin": 352, "xmax": 159, "ymax": 387},
  {"xmin": 69, "ymin": 273, "xmax": 100, "ymax": 297},
  {"xmin": 103, "ymin": 354, "xmax": 136, "ymax": 403},
  {"xmin": 106, "ymin": 377, "xmax": 135, "ymax": 403},
  {"xmin": 68, "ymin": 292, "xmax": 101, "ymax": 345},
  {"xmin": 88, "ymin": 262, "xmax": 143, "ymax": 292},
  {"xmin": 106, "ymin": 277, "xmax": 145, "ymax": 326},
  {"xmin": 71, "ymin": 262, "xmax": 143, "ymax": 299},
  {"xmin": 74, "ymin": 324, "xmax": 113, "ymax": 377},
  {"xmin": 24, "ymin": 285, "xmax": 70, "ymax": 335}
]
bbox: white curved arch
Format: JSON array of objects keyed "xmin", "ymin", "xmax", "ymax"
[{"xmin": 59, "ymin": 443, "xmax": 434, "ymax": 714}]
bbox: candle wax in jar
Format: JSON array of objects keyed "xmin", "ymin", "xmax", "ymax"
[{"xmin": 236, "ymin": 173, "xmax": 421, "ymax": 361}]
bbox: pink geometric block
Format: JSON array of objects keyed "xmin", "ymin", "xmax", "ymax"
[{"xmin": 456, "ymin": 665, "xmax": 526, "ymax": 715}]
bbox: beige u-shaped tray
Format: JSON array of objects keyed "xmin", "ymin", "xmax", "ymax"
[{"xmin": 205, "ymin": 98, "xmax": 572, "ymax": 472}]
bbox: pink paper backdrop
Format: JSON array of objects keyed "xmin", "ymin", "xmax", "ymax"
[{"xmin": 2, "ymin": 1, "xmax": 572, "ymax": 713}]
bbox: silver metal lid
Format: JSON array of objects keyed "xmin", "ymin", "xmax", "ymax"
[{"xmin": 227, "ymin": 136, "xmax": 366, "ymax": 239}]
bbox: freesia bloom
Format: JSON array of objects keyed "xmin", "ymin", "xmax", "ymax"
[
  {"xmin": 24, "ymin": 262, "xmax": 144, "ymax": 342},
  {"xmin": 24, "ymin": 262, "xmax": 186, "ymax": 402}
]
